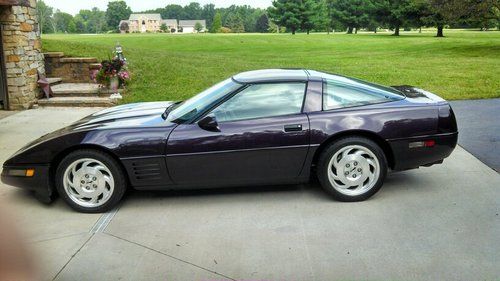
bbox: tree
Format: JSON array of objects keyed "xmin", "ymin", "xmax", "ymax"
[
  {"xmin": 447, "ymin": 0, "xmax": 500, "ymax": 30},
  {"xmin": 269, "ymin": 0, "xmax": 302, "ymax": 34},
  {"xmin": 74, "ymin": 15, "xmax": 86, "ymax": 33},
  {"xmin": 37, "ymin": 0, "xmax": 54, "ymax": 34},
  {"xmin": 121, "ymin": 21, "xmax": 130, "ymax": 33},
  {"xmin": 105, "ymin": 1, "xmax": 132, "ymax": 31},
  {"xmin": 330, "ymin": 0, "xmax": 373, "ymax": 34},
  {"xmin": 163, "ymin": 4, "xmax": 185, "ymax": 20},
  {"xmin": 314, "ymin": 0, "xmax": 333, "ymax": 33},
  {"xmin": 184, "ymin": 2, "xmax": 202, "ymax": 20},
  {"xmin": 202, "ymin": 4, "xmax": 216, "ymax": 29},
  {"xmin": 210, "ymin": 12, "xmax": 222, "ymax": 33},
  {"xmin": 227, "ymin": 13, "xmax": 245, "ymax": 33},
  {"xmin": 67, "ymin": 19, "xmax": 77, "ymax": 33},
  {"xmin": 194, "ymin": 22, "xmax": 203, "ymax": 32},
  {"xmin": 424, "ymin": 0, "xmax": 476, "ymax": 37},
  {"xmin": 255, "ymin": 13, "xmax": 270, "ymax": 32},
  {"xmin": 467, "ymin": 0, "xmax": 500, "ymax": 30},
  {"xmin": 300, "ymin": 0, "xmax": 317, "ymax": 34},
  {"xmin": 53, "ymin": 10, "xmax": 74, "ymax": 33},
  {"xmin": 85, "ymin": 8, "xmax": 108, "ymax": 33},
  {"xmin": 397, "ymin": 0, "xmax": 429, "ymax": 33},
  {"xmin": 374, "ymin": 0, "xmax": 414, "ymax": 36}
]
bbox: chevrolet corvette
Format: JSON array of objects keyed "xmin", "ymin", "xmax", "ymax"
[{"xmin": 1, "ymin": 69, "xmax": 458, "ymax": 212}]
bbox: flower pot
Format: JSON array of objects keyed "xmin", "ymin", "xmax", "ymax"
[{"xmin": 109, "ymin": 77, "xmax": 119, "ymax": 92}]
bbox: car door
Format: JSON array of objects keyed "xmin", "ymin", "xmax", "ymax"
[{"xmin": 166, "ymin": 82, "xmax": 311, "ymax": 187}]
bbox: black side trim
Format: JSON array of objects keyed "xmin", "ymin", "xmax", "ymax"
[
  {"xmin": 166, "ymin": 144, "xmax": 311, "ymax": 157},
  {"xmin": 386, "ymin": 132, "xmax": 457, "ymax": 142}
]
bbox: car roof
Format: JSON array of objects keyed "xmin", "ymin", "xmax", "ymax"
[
  {"xmin": 232, "ymin": 69, "xmax": 354, "ymax": 84},
  {"xmin": 232, "ymin": 69, "xmax": 310, "ymax": 83}
]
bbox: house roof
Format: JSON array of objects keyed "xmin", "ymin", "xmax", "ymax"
[
  {"xmin": 178, "ymin": 20, "xmax": 206, "ymax": 27},
  {"xmin": 129, "ymin": 14, "xmax": 162, "ymax": 21},
  {"xmin": 161, "ymin": 19, "xmax": 177, "ymax": 26}
]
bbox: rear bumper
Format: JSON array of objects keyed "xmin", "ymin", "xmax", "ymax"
[
  {"xmin": 1, "ymin": 165, "xmax": 53, "ymax": 202},
  {"xmin": 389, "ymin": 132, "xmax": 458, "ymax": 171}
]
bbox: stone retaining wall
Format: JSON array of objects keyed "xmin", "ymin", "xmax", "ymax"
[
  {"xmin": 0, "ymin": 0, "xmax": 45, "ymax": 110},
  {"xmin": 44, "ymin": 52, "xmax": 99, "ymax": 83}
]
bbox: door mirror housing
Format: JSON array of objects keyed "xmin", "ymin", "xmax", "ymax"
[{"xmin": 198, "ymin": 115, "xmax": 220, "ymax": 132}]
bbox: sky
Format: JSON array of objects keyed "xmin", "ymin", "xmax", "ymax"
[{"xmin": 43, "ymin": 0, "xmax": 273, "ymax": 15}]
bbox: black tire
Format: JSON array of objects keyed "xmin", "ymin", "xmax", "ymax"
[
  {"xmin": 55, "ymin": 149, "xmax": 126, "ymax": 213},
  {"xmin": 317, "ymin": 137, "xmax": 387, "ymax": 202}
]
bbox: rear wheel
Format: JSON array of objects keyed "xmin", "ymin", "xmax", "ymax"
[
  {"xmin": 317, "ymin": 137, "xmax": 387, "ymax": 201},
  {"xmin": 55, "ymin": 149, "xmax": 126, "ymax": 213}
]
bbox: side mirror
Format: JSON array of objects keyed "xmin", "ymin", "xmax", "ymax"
[{"xmin": 198, "ymin": 115, "xmax": 220, "ymax": 132}]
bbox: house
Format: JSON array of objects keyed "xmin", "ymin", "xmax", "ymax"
[
  {"xmin": 119, "ymin": 15, "xmax": 206, "ymax": 34},
  {"xmin": 179, "ymin": 20, "xmax": 207, "ymax": 33},
  {"xmin": 127, "ymin": 13, "xmax": 163, "ymax": 33},
  {"xmin": 161, "ymin": 19, "xmax": 178, "ymax": 33},
  {"xmin": 0, "ymin": 0, "xmax": 45, "ymax": 110}
]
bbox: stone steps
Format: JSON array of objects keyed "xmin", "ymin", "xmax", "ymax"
[
  {"xmin": 40, "ymin": 51, "xmax": 123, "ymax": 108},
  {"xmin": 38, "ymin": 97, "xmax": 115, "ymax": 107},
  {"xmin": 47, "ymin": 77, "xmax": 62, "ymax": 85},
  {"xmin": 38, "ymin": 83, "xmax": 119, "ymax": 107},
  {"xmin": 51, "ymin": 83, "xmax": 102, "ymax": 97}
]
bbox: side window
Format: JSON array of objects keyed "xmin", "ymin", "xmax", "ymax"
[
  {"xmin": 323, "ymin": 80, "xmax": 397, "ymax": 110},
  {"xmin": 212, "ymin": 82, "xmax": 306, "ymax": 122}
]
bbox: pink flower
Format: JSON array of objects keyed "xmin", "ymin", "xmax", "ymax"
[{"xmin": 119, "ymin": 71, "xmax": 130, "ymax": 80}]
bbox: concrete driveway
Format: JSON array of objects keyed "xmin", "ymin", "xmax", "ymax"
[{"xmin": 0, "ymin": 108, "xmax": 499, "ymax": 281}]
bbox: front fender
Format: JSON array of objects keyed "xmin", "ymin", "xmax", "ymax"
[{"xmin": 4, "ymin": 127, "xmax": 172, "ymax": 166}]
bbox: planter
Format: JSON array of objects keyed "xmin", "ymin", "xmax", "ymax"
[{"xmin": 109, "ymin": 77, "xmax": 120, "ymax": 92}]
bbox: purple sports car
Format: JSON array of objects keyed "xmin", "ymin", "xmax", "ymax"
[{"xmin": 1, "ymin": 69, "xmax": 458, "ymax": 212}]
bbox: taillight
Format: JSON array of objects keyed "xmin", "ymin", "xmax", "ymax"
[{"xmin": 409, "ymin": 140, "xmax": 435, "ymax": 148}]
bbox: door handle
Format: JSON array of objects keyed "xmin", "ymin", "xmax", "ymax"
[{"xmin": 284, "ymin": 124, "xmax": 302, "ymax": 132}]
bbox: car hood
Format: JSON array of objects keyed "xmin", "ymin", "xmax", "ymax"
[
  {"xmin": 69, "ymin": 101, "xmax": 176, "ymax": 130},
  {"xmin": 6, "ymin": 102, "xmax": 177, "ymax": 161}
]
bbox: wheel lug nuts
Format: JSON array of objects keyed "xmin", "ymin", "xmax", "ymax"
[
  {"xmin": 346, "ymin": 164, "xmax": 350, "ymax": 168},
  {"xmin": 354, "ymin": 162, "xmax": 358, "ymax": 166},
  {"xmin": 353, "ymin": 174, "xmax": 357, "ymax": 178},
  {"xmin": 344, "ymin": 171, "xmax": 349, "ymax": 175},
  {"xmin": 92, "ymin": 177, "xmax": 97, "ymax": 181},
  {"xmin": 93, "ymin": 184, "xmax": 97, "ymax": 188},
  {"xmin": 81, "ymin": 180, "xmax": 85, "ymax": 184},
  {"xmin": 357, "ymin": 168, "xmax": 362, "ymax": 172},
  {"xmin": 85, "ymin": 174, "xmax": 89, "ymax": 178}
]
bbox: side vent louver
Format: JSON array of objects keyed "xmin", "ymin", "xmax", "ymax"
[{"xmin": 132, "ymin": 162, "xmax": 162, "ymax": 181}]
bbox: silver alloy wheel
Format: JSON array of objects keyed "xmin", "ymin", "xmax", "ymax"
[
  {"xmin": 63, "ymin": 158, "xmax": 115, "ymax": 208},
  {"xmin": 327, "ymin": 145, "xmax": 380, "ymax": 196}
]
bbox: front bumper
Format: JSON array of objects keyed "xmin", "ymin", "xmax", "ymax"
[
  {"xmin": 389, "ymin": 132, "xmax": 458, "ymax": 171},
  {"xmin": 1, "ymin": 164, "xmax": 53, "ymax": 203}
]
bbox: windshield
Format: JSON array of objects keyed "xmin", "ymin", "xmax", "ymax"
[{"xmin": 166, "ymin": 78, "xmax": 242, "ymax": 123}]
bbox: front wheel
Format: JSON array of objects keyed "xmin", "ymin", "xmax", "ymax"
[
  {"xmin": 55, "ymin": 149, "xmax": 126, "ymax": 213},
  {"xmin": 317, "ymin": 137, "xmax": 387, "ymax": 202}
]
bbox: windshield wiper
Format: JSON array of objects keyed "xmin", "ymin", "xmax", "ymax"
[{"xmin": 162, "ymin": 101, "xmax": 182, "ymax": 120}]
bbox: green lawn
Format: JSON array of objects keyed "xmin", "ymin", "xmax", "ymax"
[{"xmin": 42, "ymin": 30, "xmax": 500, "ymax": 103}]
